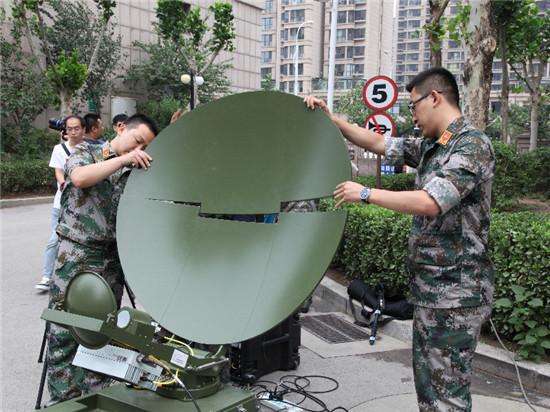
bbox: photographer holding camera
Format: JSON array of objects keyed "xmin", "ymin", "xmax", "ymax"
[{"xmin": 35, "ymin": 116, "xmax": 85, "ymax": 291}]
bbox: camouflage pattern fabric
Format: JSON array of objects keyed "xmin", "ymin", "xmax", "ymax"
[
  {"xmin": 56, "ymin": 142, "xmax": 130, "ymax": 247},
  {"xmin": 47, "ymin": 236, "xmax": 124, "ymax": 403},
  {"xmin": 413, "ymin": 305, "xmax": 491, "ymax": 412},
  {"xmin": 385, "ymin": 117, "xmax": 496, "ymax": 309}
]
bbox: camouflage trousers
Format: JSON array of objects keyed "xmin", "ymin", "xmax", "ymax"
[
  {"xmin": 46, "ymin": 235, "xmax": 124, "ymax": 404},
  {"xmin": 413, "ymin": 305, "xmax": 491, "ymax": 412}
]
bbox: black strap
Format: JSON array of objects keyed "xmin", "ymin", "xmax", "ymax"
[{"xmin": 61, "ymin": 143, "xmax": 71, "ymax": 156}]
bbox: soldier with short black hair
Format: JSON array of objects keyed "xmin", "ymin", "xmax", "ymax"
[
  {"xmin": 46, "ymin": 113, "xmax": 159, "ymax": 404},
  {"xmin": 305, "ymin": 67, "xmax": 495, "ymax": 412}
]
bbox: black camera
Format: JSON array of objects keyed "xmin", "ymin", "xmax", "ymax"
[{"xmin": 48, "ymin": 118, "xmax": 66, "ymax": 132}]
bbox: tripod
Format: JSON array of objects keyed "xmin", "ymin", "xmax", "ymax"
[{"xmin": 34, "ymin": 278, "xmax": 136, "ymax": 409}]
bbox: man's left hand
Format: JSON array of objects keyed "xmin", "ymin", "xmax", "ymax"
[{"xmin": 334, "ymin": 181, "xmax": 364, "ymax": 208}]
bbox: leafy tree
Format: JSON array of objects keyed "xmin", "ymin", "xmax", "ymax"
[
  {"xmin": 425, "ymin": 0, "xmax": 451, "ymax": 67},
  {"xmin": 334, "ymin": 83, "xmax": 367, "ymax": 126},
  {"xmin": 10, "ymin": 0, "xmax": 118, "ymax": 116},
  {"xmin": 0, "ymin": 10, "xmax": 55, "ymax": 129},
  {"xmin": 505, "ymin": 0, "xmax": 550, "ymax": 151},
  {"xmin": 142, "ymin": 0, "xmax": 236, "ymax": 109},
  {"xmin": 261, "ymin": 74, "xmax": 276, "ymax": 91}
]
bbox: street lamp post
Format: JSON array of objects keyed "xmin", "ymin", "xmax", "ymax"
[
  {"xmin": 294, "ymin": 20, "xmax": 313, "ymax": 95},
  {"xmin": 180, "ymin": 73, "xmax": 204, "ymax": 110}
]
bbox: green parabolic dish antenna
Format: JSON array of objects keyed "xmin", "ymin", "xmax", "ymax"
[{"xmin": 117, "ymin": 91, "xmax": 350, "ymax": 344}]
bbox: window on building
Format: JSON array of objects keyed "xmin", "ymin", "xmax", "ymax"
[
  {"xmin": 398, "ymin": 32, "xmax": 406, "ymax": 40},
  {"xmin": 400, "ymin": 0, "xmax": 408, "ymax": 5},
  {"xmin": 353, "ymin": 64, "xmax": 364, "ymax": 76},
  {"xmin": 262, "ymin": 34, "xmax": 273, "ymax": 47},
  {"xmin": 262, "ymin": 17, "xmax": 273, "ymax": 30},
  {"xmin": 290, "ymin": 9, "xmax": 305, "ymax": 23},
  {"xmin": 398, "ymin": 43, "xmax": 405, "ymax": 51},
  {"xmin": 338, "ymin": 11, "xmax": 347, "ymax": 23},
  {"xmin": 261, "ymin": 67, "xmax": 272, "ymax": 79},
  {"xmin": 399, "ymin": 10, "xmax": 407, "ymax": 17},
  {"xmin": 424, "ymin": 51, "xmax": 431, "ymax": 60},
  {"xmin": 290, "ymin": 27, "xmax": 305, "ymax": 40},
  {"xmin": 398, "ymin": 21, "xmax": 407, "ymax": 29},
  {"xmin": 408, "ymin": 20, "xmax": 420, "ymax": 29},
  {"xmin": 492, "ymin": 73, "xmax": 502, "ymax": 82},
  {"xmin": 281, "ymin": 29, "xmax": 287, "ymax": 41},
  {"xmin": 279, "ymin": 81, "xmax": 286, "ymax": 92},
  {"xmin": 336, "ymin": 46, "xmax": 346, "ymax": 59},
  {"xmin": 407, "ymin": 53, "xmax": 419, "ymax": 61},
  {"xmin": 264, "ymin": 0, "xmax": 273, "ymax": 13},
  {"xmin": 408, "ymin": 42, "xmax": 419, "ymax": 50},
  {"xmin": 354, "ymin": 46, "xmax": 365, "ymax": 56},
  {"xmin": 281, "ymin": 47, "xmax": 288, "ymax": 59},
  {"xmin": 448, "ymin": 40, "xmax": 460, "ymax": 48},
  {"xmin": 397, "ymin": 53, "xmax": 405, "ymax": 62},
  {"xmin": 288, "ymin": 63, "xmax": 304, "ymax": 75},
  {"xmin": 354, "ymin": 28, "xmax": 365, "ymax": 39},
  {"xmin": 347, "ymin": 11, "xmax": 355, "ymax": 23},
  {"xmin": 410, "ymin": 8, "xmax": 421, "ymax": 16},
  {"xmin": 447, "ymin": 51, "xmax": 463, "ymax": 61},
  {"xmin": 281, "ymin": 11, "xmax": 288, "ymax": 23},
  {"xmin": 289, "ymin": 45, "xmax": 304, "ymax": 58},
  {"xmin": 335, "ymin": 64, "xmax": 345, "ymax": 76},
  {"xmin": 409, "ymin": 0, "xmax": 421, "ymax": 5},
  {"xmin": 280, "ymin": 65, "xmax": 288, "ymax": 75},
  {"xmin": 355, "ymin": 0, "xmax": 366, "ymax": 4},
  {"xmin": 337, "ymin": 29, "xmax": 346, "ymax": 42},
  {"xmin": 345, "ymin": 64, "xmax": 354, "ymax": 76},
  {"xmin": 261, "ymin": 51, "xmax": 273, "ymax": 63},
  {"xmin": 396, "ymin": 64, "xmax": 405, "ymax": 73},
  {"xmin": 406, "ymin": 64, "xmax": 418, "ymax": 71},
  {"xmin": 346, "ymin": 46, "xmax": 354, "ymax": 58},
  {"xmin": 354, "ymin": 10, "xmax": 366, "ymax": 21}
]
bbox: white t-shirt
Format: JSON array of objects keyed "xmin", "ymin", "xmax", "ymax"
[{"xmin": 49, "ymin": 143, "xmax": 74, "ymax": 209}]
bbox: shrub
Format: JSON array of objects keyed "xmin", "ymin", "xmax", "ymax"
[
  {"xmin": 0, "ymin": 160, "xmax": 55, "ymax": 196},
  {"xmin": 323, "ymin": 201, "xmax": 549, "ymax": 361},
  {"xmin": 1, "ymin": 125, "xmax": 59, "ymax": 161},
  {"xmin": 137, "ymin": 98, "xmax": 182, "ymax": 130},
  {"xmin": 354, "ymin": 173, "xmax": 416, "ymax": 192}
]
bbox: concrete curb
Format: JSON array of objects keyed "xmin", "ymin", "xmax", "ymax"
[
  {"xmin": 0, "ymin": 196, "xmax": 53, "ymax": 209},
  {"xmin": 313, "ymin": 275, "xmax": 550, "ymax": 394}
]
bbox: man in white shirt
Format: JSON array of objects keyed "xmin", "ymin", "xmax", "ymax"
[{"xmin": 35, "ymin": 116, "xmax": 85, "ymax": 291}]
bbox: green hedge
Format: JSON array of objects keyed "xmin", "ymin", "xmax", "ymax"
[
  {"xmin": 323, "ymin": 200, "xmax": 550, "ymax": 361},
  {"xmin": 0, "ymin": 160, "xmax": 55, "ymax": 196}
]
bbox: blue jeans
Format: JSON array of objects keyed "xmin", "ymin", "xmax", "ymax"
[{"xmin": 42, "ymin": 207, "xmax": 60, "ymax": 280}]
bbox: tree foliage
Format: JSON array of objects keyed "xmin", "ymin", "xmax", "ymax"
[
  {"xmin": 0, "ymin": 10, "xmax": 55, "ymax": 128},
  {"xmin": 137, "ymin": 0, "xmax": 236, "ymax": 108},
  {"xmin": 10, "ymin": 0, "xmax": 120, "ymax": 116}
]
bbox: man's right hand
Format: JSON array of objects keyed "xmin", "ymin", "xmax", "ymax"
[
  {"xmin": 120, "ymin": 148, "xmax": 152, "ymax": 170},
  {"xmin": 303, "ymin": 96, "xmax": 332, "ymax": 117}
]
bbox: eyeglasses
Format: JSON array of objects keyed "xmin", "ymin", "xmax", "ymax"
[{"xmin": 408, "ymin": 90, "xmax": 446, "ymax": 115}]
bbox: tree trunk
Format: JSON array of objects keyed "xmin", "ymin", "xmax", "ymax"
[
  {"xmin": 428, "ymin": 0, "xmax": 451, "ymax": 67},
  {"xmin": 59, "ymin": 89, "xmax": 73, "ymax": 118},
  {"xmin": 530, "ymin": 88, "xmax": 540, "ymax": 151},
  {"xmin": 499, "ymin": 27, "xmax": 510, "ymax": 144},
  {"xmin": 463, "ymin": 0, "xmax": 497, "ymax": 130}
]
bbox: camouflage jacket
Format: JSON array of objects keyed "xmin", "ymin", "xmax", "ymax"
[
  {"xmin": 385, "ymin": 117, "xmax": 495, "ymax": 308},
  {"xmin": 57, "ymin": 142, "xmax": 130, "ymax": 247}
]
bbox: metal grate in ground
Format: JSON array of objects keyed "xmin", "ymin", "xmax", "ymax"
[{"xmin": 301, "ymin": 313, "xmax": 370, "ymax": 344}]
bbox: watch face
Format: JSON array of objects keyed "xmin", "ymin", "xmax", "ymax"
[{"xmin": 360, "ymin": 187, "xmax": 369, "ymax": 200}]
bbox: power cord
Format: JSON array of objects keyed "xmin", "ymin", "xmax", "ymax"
[
  {"xmin": 250, "ymin": 374, "xmax": 348, "ymax": 412},
  {"xmin": 489, "ymin": 317, "xmax": 538, "ymax": 412}
]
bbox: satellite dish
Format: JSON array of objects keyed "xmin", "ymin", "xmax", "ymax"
[
  {"xmin": 64, "ymin": 271, "xmax": 117, "ymax": 348},
  {"xmin": 117, "ymin": 91, "xmax": 350, "ymax": 344}
]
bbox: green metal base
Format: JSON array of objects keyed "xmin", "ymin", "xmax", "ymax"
[{"xmin": 42, "ymin": 383, "xmax": 257, "ymax": 412}]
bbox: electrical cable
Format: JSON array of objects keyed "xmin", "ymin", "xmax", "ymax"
[
  {"xmin": 147, "ymin": 355, "xmax": 202, "ymax": 412},
  {"xmin": 164, "ymin": 335, "xmax": 195, "ymax": 355},
  {"xmin": 251, "ymin": 374, "xmax": 348, "ymax": 412},
  {"xmin": 489, "ymin": 317, "xmax": 538, "ymax": 412}
]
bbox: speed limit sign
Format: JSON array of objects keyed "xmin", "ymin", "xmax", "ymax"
[
  {"xmin": 363, "ymin": 112, "xmax": 395, "ymax": 137},
  {"xmin": 363, "ymin": 76, "xmax": 398, "ymax": 111}
]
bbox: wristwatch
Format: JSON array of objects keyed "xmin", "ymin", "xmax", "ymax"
[{"xmin": 360, "ymin": 187, "xmax": 371, "ymax": 204}]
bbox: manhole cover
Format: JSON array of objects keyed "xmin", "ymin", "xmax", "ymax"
[{"xmin": 301, "ymin": 314, "xmax": 369, "ymax": 344}]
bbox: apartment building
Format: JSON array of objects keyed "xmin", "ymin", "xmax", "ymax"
[
  {"xmin": 395, "ymin": 0, "xmax": 550, "ymax": 109},
  {"xmin": 260, "ymin": 0, "xmax": 395, "ymax": 102}
]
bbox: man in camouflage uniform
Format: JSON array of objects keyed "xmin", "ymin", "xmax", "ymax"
[
  {"xmin": 47, "ymin": 114, "xmax": 159, "ymax": 404},
  {"xmin": 305, "ymin": 67, "xmax": 495, "ymax": 412}
]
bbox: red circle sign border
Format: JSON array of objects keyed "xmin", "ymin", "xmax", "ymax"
[
  {"xmin": 362, "ymin": 75, "xmax": 398, "ymax": 111},
  {"xmin": 363, "ymin": 112, "xmax": 396, "ymax": 137}
]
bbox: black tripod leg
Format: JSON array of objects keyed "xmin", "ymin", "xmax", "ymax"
[
  {"xmin": 37, "ymin": 322, "xmax": 49, "ymax": 363},
  {"xmin": 35, "ymin": 346, "xmax": 48, "ymax": 409},
  {"xmin": 124, "ymin": 277, "xmax": 136, "ymax": 309}
]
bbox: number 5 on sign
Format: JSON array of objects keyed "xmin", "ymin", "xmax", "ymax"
[{"xmin": 363, "ymin": 76, "xmax": 398, "ymax": 111}]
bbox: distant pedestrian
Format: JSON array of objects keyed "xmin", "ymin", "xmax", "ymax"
[
  {"xmin": 112, "ymin": 113, "xmax": 128, "ymax": 137},
  {"xmin": 83, "ymin": 113, "xmax": 105, "ymax": 144},
  {"xmin": 35, "ymin": 116, "xmax": 85, "ymax": 291}
]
